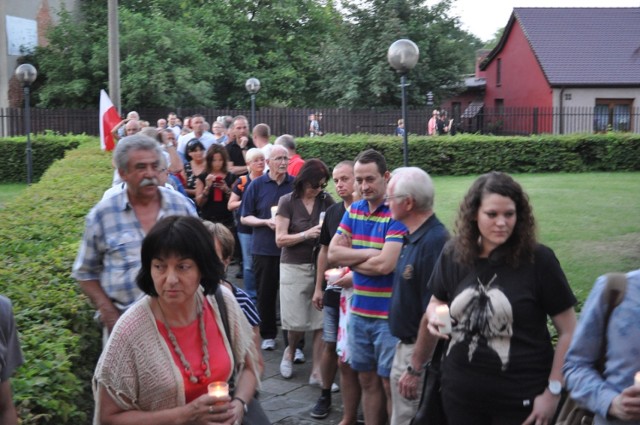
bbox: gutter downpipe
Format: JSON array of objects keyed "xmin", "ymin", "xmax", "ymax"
[{"xmin": 559, "ymin": 87, "xmax": 565, "ymax": 134}]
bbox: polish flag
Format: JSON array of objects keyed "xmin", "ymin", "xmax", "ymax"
[{"xmin": 99, "ymin": 90, "xmax": 121, "ymax": 151}]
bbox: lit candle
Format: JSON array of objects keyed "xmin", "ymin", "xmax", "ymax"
[
  {"xmin": 325, "ymin": 268, "xmax": 342, "ymax": 286},
  {"xmin": 435, "ymin": 305, "xmax": 452, "ymax": 334},
  {"xmin": 319, "ymin": 211, "xmax": 326, "ymax": 226},
  {"xmin": 208, "ymin": 381, "xmax": 229, "ymax": 398},
  {"xmin": 271, "ymin": 206, "xmax": 278, "ymax": 218},
  {"xmin": 635, "ymin": 372, "xmax": 640, "ymax": 386}
]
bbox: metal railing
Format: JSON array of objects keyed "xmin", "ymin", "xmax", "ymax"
[{"xmin": 2, "ymin": 106, "xmax": 639, "ymax": 138}]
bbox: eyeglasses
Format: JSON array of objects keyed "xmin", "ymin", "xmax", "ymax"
[
  {"xmin": 310, "ymin": 182, "xmax": 328, "ymax": 190},
  {"xmin": 271, "ymin": 156, "xmax": 289, "ymax": 162},
  {"xmin": 384, "ymin": 194, "xmax": 407, "ymax": 204}
]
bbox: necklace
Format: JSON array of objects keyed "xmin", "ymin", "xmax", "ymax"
[{"xmin": 157, "ymin": 295, "xmax": 211, "ymax": 384}]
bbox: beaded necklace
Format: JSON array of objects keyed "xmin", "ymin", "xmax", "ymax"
[{"xmin": 157, "ymin": 294, "xmax": 211, "ymax": 384}]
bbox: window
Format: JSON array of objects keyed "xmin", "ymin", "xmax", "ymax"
[
  {"xmin": 594, "ymin": 99, "xmax": 633, "ymax": 132},
  {"xmin": 496, "ymin": 58, "xmax": 502, "ymax": 86},
  {"xmin": 495, "ymin": 99, "xmax": 504, "ymax": 114}
]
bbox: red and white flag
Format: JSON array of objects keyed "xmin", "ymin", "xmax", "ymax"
[{"xmin": 99, "ymin": 90, "xmax": 121, "ymax": 151}]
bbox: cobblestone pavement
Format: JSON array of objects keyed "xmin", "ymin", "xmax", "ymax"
[{"xmin": 227, "ymin": 264, "xmax": 346, "ymax": 424}]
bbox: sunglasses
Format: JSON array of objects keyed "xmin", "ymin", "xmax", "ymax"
[{"xmin": 310, "ymin": 182, "xmax": 328, "ymax": 189}]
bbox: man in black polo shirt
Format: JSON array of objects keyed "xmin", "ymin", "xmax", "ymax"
[
  {"xmin": 386, "ymin": 167, "xmax": 449, "ymax": 425},
  {"xmin": 226, "ymin": 115, "xmax": 255, "ymax": 176}
]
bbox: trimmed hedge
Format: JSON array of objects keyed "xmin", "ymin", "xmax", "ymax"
[
  {"xmin": 0, "ymin": 140, "xmax": 112, "ymax": 424},
  {"xmin": 1, "ymin": 132, "xmax": 91, "ymax": 182},
  {"xmin": 297, "ymin": 132, "xmax": 640, "ymax": 173}
]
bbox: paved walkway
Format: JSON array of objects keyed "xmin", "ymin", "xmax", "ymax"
[{"xmin": 227, "ymin": 264, "xmax": 347, "ymax": 424}]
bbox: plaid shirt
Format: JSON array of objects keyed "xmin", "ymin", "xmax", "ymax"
[{"xmin": 72, "ymin": 186, "xmax": 197, "ymax": 310}]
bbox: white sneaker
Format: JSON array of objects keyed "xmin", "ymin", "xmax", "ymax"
[
  {"xmin": 294, "ymin": 348, "xmax": 306, "ymax": 364},
  {"xmin": 280, "ymin": 349, "xmax": 293, "ymax": 379},
  {"xmin": 261, "ymin": 339, "xmax": 276, "ymax": 351},
  {"xmin": 331, "ymin": 383, "xmax": 340, "ymax": 393}
]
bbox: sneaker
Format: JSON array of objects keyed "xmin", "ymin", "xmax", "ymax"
[
  {"xmin": 294, "ymin": 348, "xmax": 306, "ymax": 364},
  {"xmin": 280, "ymin": 351, "xmax": 293, "ymax": 379},
  {"xmin": 310, "ymin": 395, "xmax": 331, "ymax": 419},
  {"xmin": 309, "ymin": 375, "xmax": 321, "ymax": 387},
  {"xmin": 331, "ymin": 383, "xmax": 340, "ymax": 393},
  {"xmin": 261, "ymin": 339, "xmax": 276, "ymax": 351}
]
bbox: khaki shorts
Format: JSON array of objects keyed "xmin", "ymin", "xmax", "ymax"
[{"xmin": 279, "ymin": 263, "xmax": 323, "ymax": 331}]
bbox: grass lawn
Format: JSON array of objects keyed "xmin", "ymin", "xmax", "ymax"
[
  {"xmin": 0, "ymin": 183, "xmax": 27, "ymax": 209},
  {"xmin": 328, "ymin": 172, "xmax": 640, "ymax": 303}
]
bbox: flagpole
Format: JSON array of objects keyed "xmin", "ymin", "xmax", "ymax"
[{"xmin": 108, "ymin": 0, "xmax": 121, "ymax": 114}]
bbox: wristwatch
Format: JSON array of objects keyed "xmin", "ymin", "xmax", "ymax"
[
  {"xmin": 233, "ymin": 396, "xmax": 248, "ymax": 414},
  {"xmin": 406, "ymin": 364, "xmax": 422, "ymax": 377},
  {"xmin": 548, "ymin": 380, "xmax": 562, "ymax": 396}
]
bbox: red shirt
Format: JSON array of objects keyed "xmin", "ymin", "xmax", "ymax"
[
  {"xmin": 287, "ymin": 154, "xmax": 305, "ymax": 177},
  {"xmin": 157, "ymin": 300, "xmax": 232, "ymax": 402}
]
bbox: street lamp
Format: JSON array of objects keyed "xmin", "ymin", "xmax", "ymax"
[
  {"xmin": 245, "ymin": 78, "xmax": 261, "ymax": 129},
  {"xmin": 15, "ymin": 64, "xmax": 38, "ymax": 185},
  {"xmin": 388, "ymin": 39, "xmax": 419, "ymax": 166}
]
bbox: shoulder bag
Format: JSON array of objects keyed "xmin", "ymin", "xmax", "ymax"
[
  {"xmin": 409, "ymin": 338, "xmax": 449, "ymax": 425},
  {"xmin": 214, "ymin": 288, "xmax": 271, "ymax": 425},
  {"xmin": 555, "ymin": 272, "xmax": 627, "ymax": 425}
]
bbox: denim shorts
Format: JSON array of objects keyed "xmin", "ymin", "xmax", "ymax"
[
  {"xmin": 322, "ymin": 305, "xmax": 339, "ymax": 343},
  {"xmin": 348, "ymin": 314, "xmax": 398, "ymax": 378}
]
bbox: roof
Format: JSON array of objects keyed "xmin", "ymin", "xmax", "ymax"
[
  {"xmin": 461, "ymin": 101, "xmax": 484, "ymax": 118},
  {"xmin": 481, "ymin": 7, "xmax": 640, "ymax": 87}
]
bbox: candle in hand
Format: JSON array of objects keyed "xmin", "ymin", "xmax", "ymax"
[
  {"xmin": 325, "ymin": 268, "xmax": 342, "ymax": 286},
  {"xmin": 319, "ymin": 211, "xmax": 326, "ymax": 226},
  {"xmin": 271, "ymin": 206, "xmax": 278, "ymax": 219},
  {"xmin": 208, "ymin": 381, "xmax": 229, "ymax": 398},
  {"xmin": 435, "ymin": 305, "xmax": 452, "ymax": 334}
]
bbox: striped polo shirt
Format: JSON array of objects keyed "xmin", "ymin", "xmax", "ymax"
[{"xmin": 336, "ymin": 199, "xmax": 406, "ymax": 319}]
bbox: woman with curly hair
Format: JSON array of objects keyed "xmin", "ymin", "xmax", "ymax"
[
  {"xmin": 418, "ymin": 171, "xmax": 577, "ymax": 425},
  {"xmin": 195, "ymin": 144, "xmax": 236, "ymax": 227}
]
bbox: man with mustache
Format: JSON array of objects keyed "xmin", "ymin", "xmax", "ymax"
[{"xmin": 72, "ymin": 134, "xmax": 197, "ymax": 345}]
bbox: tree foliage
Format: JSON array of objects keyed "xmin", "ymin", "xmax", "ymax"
[{"xmin": 28, "ymin": 0, "xmax": 482, "ymax": 110}]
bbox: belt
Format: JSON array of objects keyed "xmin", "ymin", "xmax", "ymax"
[{"xmin": 400, "ymin": 337, "xmax": 416, "ymax": 344}]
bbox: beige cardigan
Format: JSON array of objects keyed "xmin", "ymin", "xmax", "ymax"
[{"xmin": 93, "ymin": 286, "xmax": 259, "ymax": 424}]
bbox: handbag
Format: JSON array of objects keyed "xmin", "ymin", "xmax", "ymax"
[
  {"xmin": 214, "ymin": 288, "xmax": 271, "ymax": 425},
  {"xmin": 554, "ymin": 273, "xmax": 627, "ymax": 425},
  {"xmin": 409, "ymin": 338, "xmax": 449, "ymax": 425}
]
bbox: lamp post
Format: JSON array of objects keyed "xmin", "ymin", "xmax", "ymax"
[
  {"xmin": 387, "ymin": 39, "xmax": 419, "ymax": 166},
  {"xmin": 245, "ymin": 78, "xmax": 261, "ymax": 129},
  {"xmin": 15, "ymin": 64, "xmax": 38, "ymax": 185}
]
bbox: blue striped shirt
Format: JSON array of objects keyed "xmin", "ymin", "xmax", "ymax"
[{"xmin": 72, "ymin": 186, "xmax": 197, "ymax": 310}]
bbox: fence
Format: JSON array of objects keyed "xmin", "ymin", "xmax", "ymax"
[{"xmin": 2, "ymin": 106, "xmax": 639, "ymax": 138}]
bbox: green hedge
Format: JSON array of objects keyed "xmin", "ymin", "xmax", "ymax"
[
  {"xmin": 297, "ymin": 132, "xmax": 640, "ymax": 173},
  {"xmin": 0, "ymin": 132, "xmax": 91, "ymax": 182},
  {"xmin": 0, "ymin": 140, "xmax": 112, "ymax": 424}
]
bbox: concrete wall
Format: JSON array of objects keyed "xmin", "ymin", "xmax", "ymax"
[{"xmin": 0, "ymin": 0, "xmax": 79, "ymax": 109}]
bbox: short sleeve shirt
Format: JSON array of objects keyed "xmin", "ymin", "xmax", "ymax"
[
  {"xmin": 336, "ymin": 200, "xmax": 407, "ymax": 319},
  {"xmin": 388, "ymin": 215, "xmax": 449, "ymax": 340},
  {"xmin": 0, "ymin": 296, "xmax": 24, "ymax": 381},
  {"xmin": 240, "ymin": 172, "xmax": 294, "ymax": 256},
  {"xmin": 277, "ymin": 192, "xmax": 335, "ymax": 264},
  {"xmin": 226, "ymin": 138, "xmax": 255, "ymax": 170},
  {"xmin": 429, "ymin": 242, "xmax": 577, "ymax": 409},
  {"xmin": 72, "ymin": 187, "xmax": 198, "ymax": 309}
]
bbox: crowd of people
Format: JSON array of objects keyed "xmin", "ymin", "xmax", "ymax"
[{"xmin": 1, "ymin": 111, "xmax": 639, "ymax": 425}]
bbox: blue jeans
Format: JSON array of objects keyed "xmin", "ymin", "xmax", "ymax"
[
  {"xmin": 348, "ymin": 314, "xmax": 398, "ymax": 378},
  {"xmin": 238, "ymin": 232, "xmax": 256, "ymax": 302}
]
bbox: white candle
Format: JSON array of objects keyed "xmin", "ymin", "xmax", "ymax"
[
  {"xmin": 635, "ymin": 372, "xmax": 640, "ymax": 386},
  {"xmin": 270, "ymin": 206, "xmax": 278, "ymax": 218},
  {"xmin": 319, "ymin": 211, "xmax": 326, "ymax": 226},
  {"xmin": 208, "ymin": 381, "xmax": 229, "ymax": 398},
  {"xmin": 326, "ymin": 268, "xmax": 342, "ymax": 284},
  {"xmin": 435, "ymin": 305, "xmax": 452, "ymax": 334}
]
